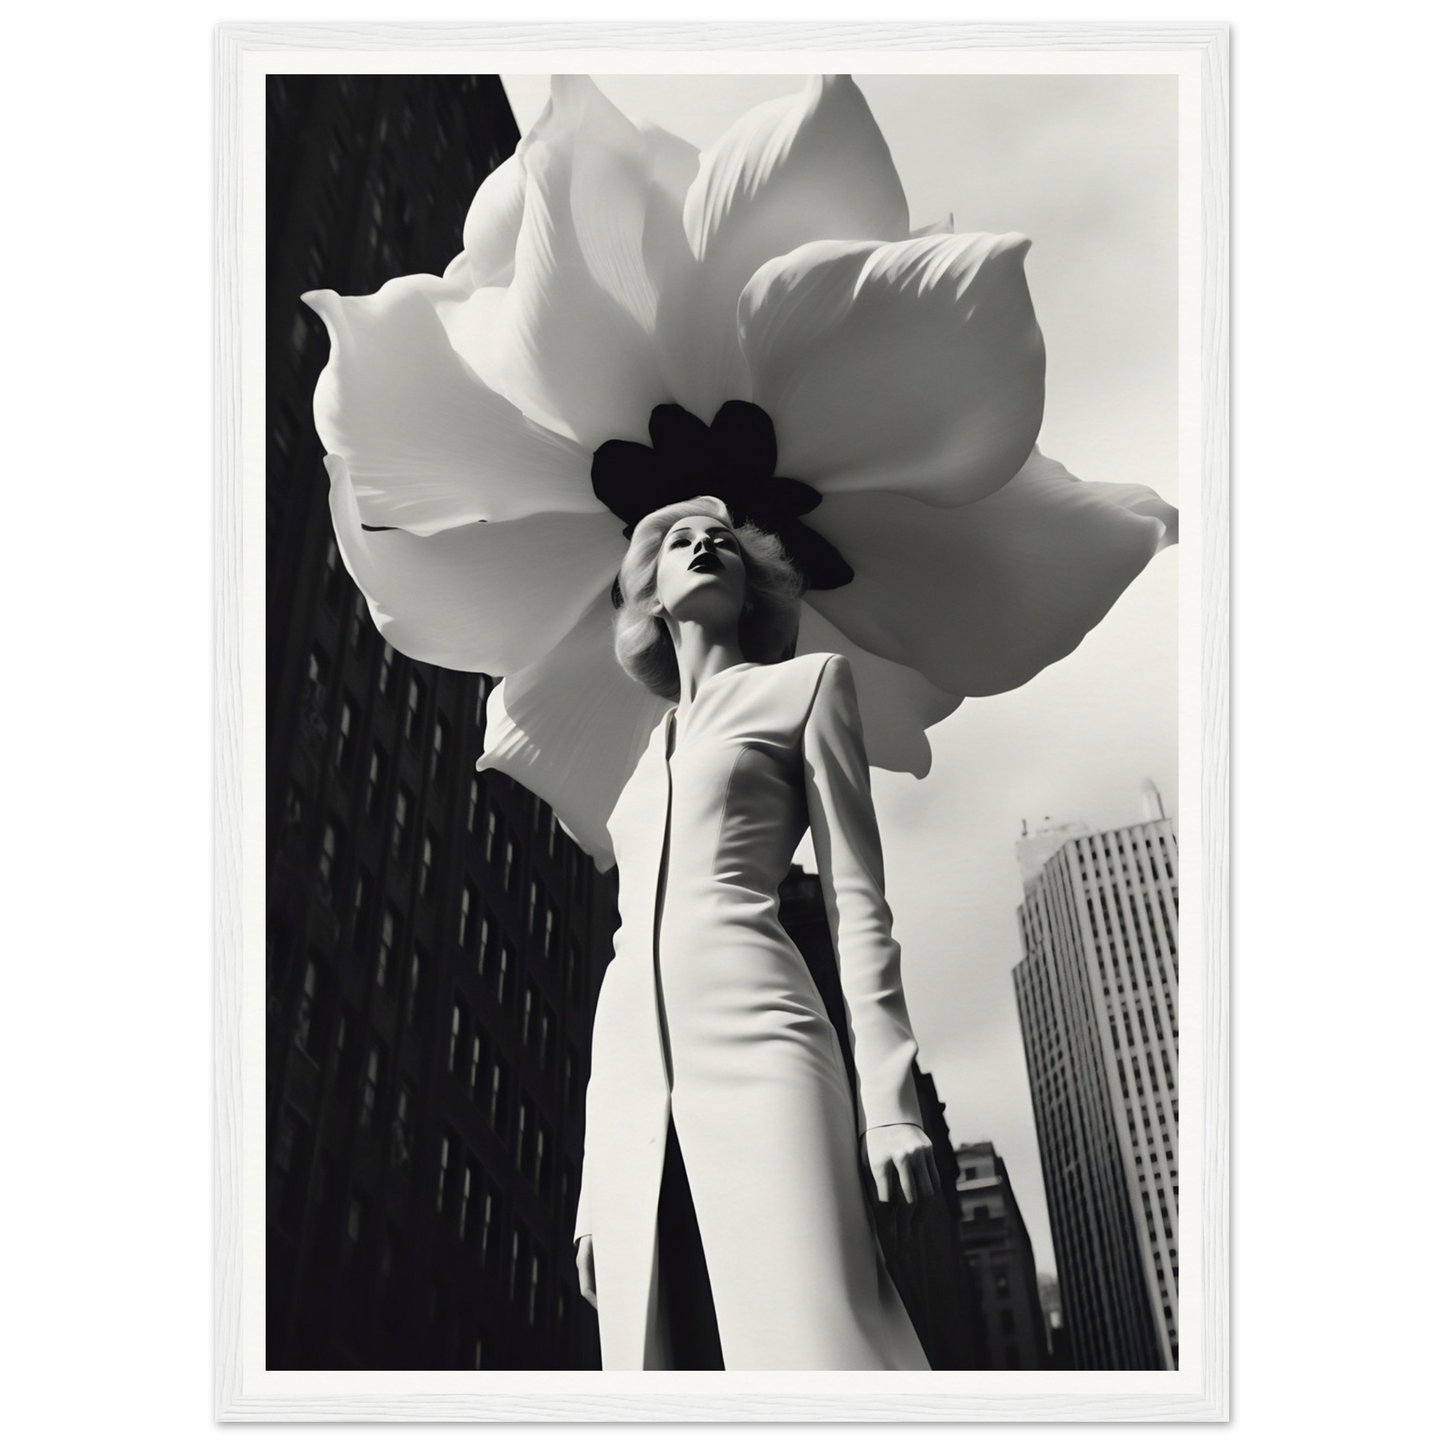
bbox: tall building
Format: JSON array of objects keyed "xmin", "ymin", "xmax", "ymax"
[
  {"xmin": 954, "ymin": 1142, "xmax": 1052, "ymax": 1369},
  {"xmin": 778, "ymin": 868, "xmax": 988, "ymax": 1368},
  {"xmin": 1011, "ymin": 813, "xmax": 1181, "ymax": 1369},
  {"xmin": 1035, "ymin": 1273, "xmax": 1073, "ymax": 1368},
  {"xmin": 264, "ymin": 75, "xmax": 614, "ymax": 1368}
]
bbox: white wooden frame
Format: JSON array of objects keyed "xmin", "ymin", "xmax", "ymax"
[{"xmin": 206, "ymin": 19, "xmax": 1242, "ymax": 1433}]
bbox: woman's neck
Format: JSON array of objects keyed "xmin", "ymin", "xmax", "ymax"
[{"xmin": 668, "ymin": 619, "xmax": 746, "ymax": 711}]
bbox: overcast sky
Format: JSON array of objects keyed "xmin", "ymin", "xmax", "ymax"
[{"xmin": 504, "ymin": 73, "xmax": 1180, "ymax": 1278}]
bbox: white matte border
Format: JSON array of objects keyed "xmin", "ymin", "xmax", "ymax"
[{"xmin": 215, "ymin": 20, "xmax": 1228, "ymax": 1423}]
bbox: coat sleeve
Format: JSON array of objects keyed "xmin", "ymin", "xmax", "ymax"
[{"xmin": 801, "ymin": 653, "xmax": 924, "ymax": 1135}]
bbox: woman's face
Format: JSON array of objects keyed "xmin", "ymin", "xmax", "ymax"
[{"xmin": 654, "ymin": 514, "xmax": 747, "ymax": 629}]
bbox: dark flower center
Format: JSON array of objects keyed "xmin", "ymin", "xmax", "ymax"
[{"xmin": 591, "ymin": 401, "xmax": 854, "ymax": 594}]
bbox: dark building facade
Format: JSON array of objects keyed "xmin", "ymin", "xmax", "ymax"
[
  {"xmin": 264, "ymin": 74, "xmax": 613, "ymax": 1369},
  {"xmin": 777, "ymin": 868, "xmax": 988, "ymax": 1369},
  {"xmin": 954, "ymin": 1142, "xmax": 1052, "ymax": 1369}
]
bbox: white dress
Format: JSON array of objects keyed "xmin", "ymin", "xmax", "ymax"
[{"xmin": 575, "ymin": 652, "xmax": 930, "ymax": 1370}]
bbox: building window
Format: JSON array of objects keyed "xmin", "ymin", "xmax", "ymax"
[
  {"xmin": 458, "ymin": 1162, "xmax": 473, "ymax": 1242},
  {"xmin": 377, "ymin": 906, "xmax": 397, "ymax": 988},
  {"xmin": 378, "ymin": 641, "xmax": 395, "ymax": 697},
  {"xmin": 294, "ymin": 958, "xmax": 321, "ymax": 1055},
  {"xmin": 467, "ymin": 779, "xmax": 481, "ymax": 834},
  {"xmin": 527, "ymin": 880, "xmax": 540, "ymax": 936},
  {"xmin": 318, "ymin": 820, "xmax": 341, "ymax": 889},
  {"xmin": 474, "ymin": 679, "xmax": 488, "ymax": 730},
  {"xmin": 485, "ymin": 806, "xmax": 498, "ymax": 862},
  {"xmin": 405, "ymin": 947, "xmax": 426, "ymax": 1029},
  {"xmin": 324, "ymin": 538, "xmax": 344, "ymax": 608},
  {"xmin": 488, "ymin": 1060, "xmax": 507, "ymax": 1133},
  {"xmin": 359, "ymin": 1044, "xmax": 382, "ymax": 1130},
  {"xmin": 335, "ymin": 698, "xmax": 355, "ymax": 769},
  {"xmin": 972, "ymin": 1205, "xmax": 989, "ymax": 1220},
  {"xmin": 522, "ymin": 985, "xmax": 535, "ymax": 1047},
  {"xmin": 348, "ymin": 592, "xmax": 370, "ymax": 654},
  {"xmin": 479, "ymin": 1186, "xmax": 496, "ymax": 1268},
  {"xmin": 503, "ymin": 838, "xmax": 517, "ymax": 895},
  {"xmin": 390, "ymin": 1084, "xmax": 413, "ymax": 1166},
  {"xmin": 435, "ymin": 1134, "xmax": 451, "ymax": 1213},
  {"xmin": 995, "ymin": 1271, "xmax": 1011, "ymax": 1299},
  {"xmin": 352, "ymin": 873, "xmax": 371, "ymax": 934},
  {"xmin": 496, "ymin": 943, "xmax": 512, "ymax": 1009},
  {"xmin": 527, "ymin": 1252, "xmax": 541, "ymax": 1327},
  {"xmin": 430, "ymin": 718, "xmax": 447, "ymax": 779},
  {"xmin": 459, "ymin": 883, "xmax": 475, "ymax": 950},
  {"xmin": 391, "ymin": 787, "xmax": 412, "ymax": 862},
  {"xmin": 477, "ymin": 911, "xmax": 493, "ymax": 977},
  {"xmin": 365, "ymin": 746, "xmax": 386, "ymax": 819},
  {"xmin": 534, "ymin": 1123, "xmax": 549, "ymax": 1193},
  {"xmin": 419, "ymin": 832, "xmax": 436, "ymax": 898},
  {"xmin": 405, "ymin": 677, "xmax": 423, "ymax": 743},
  {"xmin": 543, "ymin": 906, "xmax": 556, "ymax": 961},
  {"xmin": 449, "ymin": 1001, "xmax": 466, "ymax": 1072},
  {"xmin": 468, "ymin": 1032, "xmax": 484, "ymax": 1097}
]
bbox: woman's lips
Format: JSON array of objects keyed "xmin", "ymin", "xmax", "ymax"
[{"xmin": 688, "ymin": 553, "xmax": 724, "ymax": 574}]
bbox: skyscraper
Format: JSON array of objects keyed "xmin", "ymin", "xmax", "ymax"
[
  {"xmin": 264, "ymin": 74, "xmax": 614, "ymax": 1368},
  {"xmin": 954, "ymin": 1142, "xmax": 1052, "ymax": 1369},
  {"xmin": 1011, "ymin": 813, "xmax": 1181, "ymax": 1369}
]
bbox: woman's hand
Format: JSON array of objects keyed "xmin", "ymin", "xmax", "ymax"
[
  {"xmin": 864, "ymin": 1123, "xmax": 941, "ymax": 1210},
  {"xmin": 576, "ymin": 1234, "xmax": 598, "ymax": 1310}
]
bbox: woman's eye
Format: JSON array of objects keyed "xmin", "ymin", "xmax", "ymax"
[{"xmin": 668, "ymin": 534, "xmax": 691, "ymax": 548}]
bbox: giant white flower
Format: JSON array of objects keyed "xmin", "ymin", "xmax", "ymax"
[{"xmin": 306, "ymin": 76, "xmax": 1177, "ymax": 867}]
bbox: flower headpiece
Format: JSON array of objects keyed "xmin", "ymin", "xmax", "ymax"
[{"xmin": 306, "ymin": 76, "xmax": 1177, "ymax": 867}]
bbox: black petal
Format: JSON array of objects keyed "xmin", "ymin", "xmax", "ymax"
[
  {"xmin": 709, "ymin": 400, "xmax": 777, "ymax": 485},
  {"xmin": 591, "ymin": 439, "xmax": 668, "ymax": 527},
  {"xmin": 775, "ymin": 521, "xmax": 855, "ymax": 591}
]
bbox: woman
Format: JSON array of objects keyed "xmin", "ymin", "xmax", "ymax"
[{"xmin": 574, "ymin": 493, "xmax": 939, "ymax": 1370}]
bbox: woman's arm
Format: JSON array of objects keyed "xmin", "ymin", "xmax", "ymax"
[{"xmin": 800, "ymin": 654, "xmax": 936, "ymax": 1203}]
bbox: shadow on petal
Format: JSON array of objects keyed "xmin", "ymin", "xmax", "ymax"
[
  {"xmin": 656, "ymin": 75, "xmax": 910, "ymax": 421},
  {"xmin": 796, "ymin": 607, "xmax": 963, "ymax": 777},
  {"xmin": 479, "ymin": 593, "xmax": 670, "ymax": 870},
  {"xmin": 740, "ymin": 233, "xmax": 1044, "ymax": 505},
  {"xmin": 328, "ymin": 455, "xmax": 626, "ymax": 676},
  {"xmin": 305, "ymin": 275, "xmax": 597, "ymax": 531},
  {"xmin": 805, "ymin": 450, "xmax": 1176, "ymax": 697}
]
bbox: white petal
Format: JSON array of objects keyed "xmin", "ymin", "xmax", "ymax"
[
  {"xmin": 304, "ymin": 275, "xmax": 597, "ymax": 531},
  {"xmin": 486, "ymin": 78, "xmax": 686, "ymax": 447},
  {"xmin": 796, "ymin": 606, "xmax": 962, "ymax": 777},
  {"xmin": 327, "ymin": 454, "xmax": 625, "ymax": 675},
  {"xmin": 656, "ymin": 75, "xmax": 909, "ymax": 420},
  {"xmin": 479, "ymin": 594, "xmax": 670, "ymax": 870},
  {"xmin": 805, "ymin": 450, "xmax": 1176, "ymax": 697},
  {"xmin": 462, "ymin": 152, "xmax": 525, "ymax": 288},
  {"xmin": 908, "ymin": 214, "xmax": 954, "ymax": 238},
  {"xmin": 739, "ymin": 233, "xmax": 1044, "ymax": 504}
]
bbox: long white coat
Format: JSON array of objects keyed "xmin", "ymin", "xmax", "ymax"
[{"xmin": 575, "ymin": 652, "xmax": 929, "ymax": 1369}]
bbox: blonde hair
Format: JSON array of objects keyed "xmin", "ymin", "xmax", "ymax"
[{"xmin": 613, "ymin": 496, "xmax": 803, "ymax": 700}]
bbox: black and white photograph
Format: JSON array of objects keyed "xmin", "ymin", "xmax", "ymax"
[{"xmin": 225, "ymin": 29, "xmax": 1224, "ymax": 1420}]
